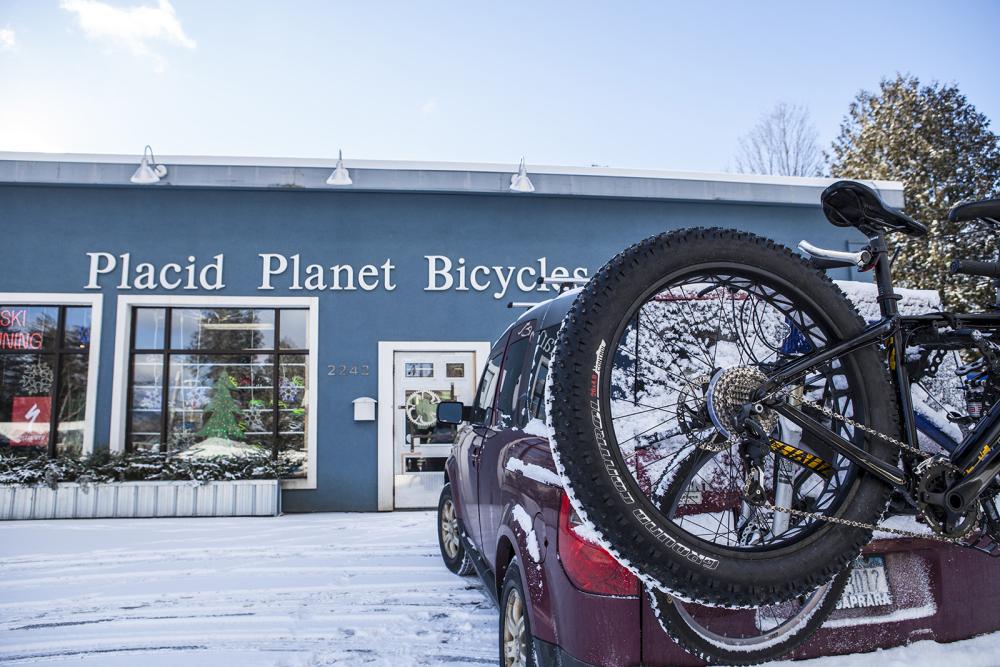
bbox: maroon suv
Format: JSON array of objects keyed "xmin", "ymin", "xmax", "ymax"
[{"xmin": 435, "ymin": 289, "xmax": 1000, "ymax": 666}]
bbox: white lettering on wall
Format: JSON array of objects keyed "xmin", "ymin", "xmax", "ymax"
[
  {"xmin": 259, "ymin": 253, "xmax": 287, "ymax": 290},
  {"xmin": 85, "ymin": 253, "xmax": 226, "ymax": 291},
  {"xmin": 257, "ymin": 254, "xmax": 396, "ymax": 291},
  {"xmin": 421, "ymin": 256, "xmax": 589, "ymax": 300},
  {"xmin": 84, "ymin": 252, "xmax": 585, "ymax": 298},
  {"xmin": 85, "ymin": 252, "xmax": 116, "ymax": 289},
  {"xmin": 426, "ymin": 255, "xmax": 453, "ymax": 291}
]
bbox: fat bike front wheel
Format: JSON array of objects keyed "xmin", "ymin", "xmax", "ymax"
[{"xmin": 547, "ymin": 228, "xmax": 897, "ymax": 607}]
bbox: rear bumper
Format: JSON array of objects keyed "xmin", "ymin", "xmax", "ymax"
[
  {"xmin": 639, "ymin": 536, "xmax": 1000, "ymax": 665},
  {"xmin": 794, "ymin": 537, "xmax": 1000, "ymax": 657}
]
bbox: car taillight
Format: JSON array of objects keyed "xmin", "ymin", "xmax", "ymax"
[{"xmin": 557, "ymin": 494, "xmax": 639, "ymax": 597}]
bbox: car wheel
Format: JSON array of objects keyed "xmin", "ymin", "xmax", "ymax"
[
  {"xmin": 500, "ymin": 559, "xmax": 535, "ymax": 667},
  {"xmin": 438, "ymin": 484, "xmax": 474, "ymax": 575}
]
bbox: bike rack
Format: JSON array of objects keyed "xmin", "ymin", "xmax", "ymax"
[
  {"xmin": 536, "ymin": 275, "xmax": 588, "ymax": 292},
  {"xmin": 506, "ymin": 274, "xmax": 590, "ymax": 308}
]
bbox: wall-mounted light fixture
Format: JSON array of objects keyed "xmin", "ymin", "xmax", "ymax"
[
  {"xmin": 326, "ymin": 149, "xmax": 353, "ymax": 186},
  {"xmin": 130, "ymin": 145, "xmax": 168, "ymax": 184},
  {"xmin": 509, "ymin": 156, "xmax": 534, "ymax": 193}
]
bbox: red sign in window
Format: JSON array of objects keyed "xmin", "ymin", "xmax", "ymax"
[
  {"xmin": 11, "ymin": 396, "xmax": 51, "ymax": 446},
  {"xmin": 0, "ymin": 309, "xmax": 43, "ymax": 350}
]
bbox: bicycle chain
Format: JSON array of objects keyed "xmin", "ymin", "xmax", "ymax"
[
  {"xmin": 761, "ymin": 499, "xmax": 962, "ymax": 543},
  {"xmin": 752, "ymin": 390, "xmax": 966, "ymax": 544}
]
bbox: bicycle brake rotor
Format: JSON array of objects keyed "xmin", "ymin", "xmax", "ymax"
[{"xmin": 706, "ymin": 366, "xmax": 778, "ymax": 442}]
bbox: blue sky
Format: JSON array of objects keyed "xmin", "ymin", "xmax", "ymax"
[{"xmin": 1, "ymin": 0, "xmax": 998, "ymax": 172}]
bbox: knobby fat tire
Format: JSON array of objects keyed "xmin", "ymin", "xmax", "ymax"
[
  {"xmin": 647, "ymin": 440, "xmax": 856, "ymax": 665},
  {"xmin": 547, "ymin": 227, "xmax": 897, "ymax": 607},
  {"xmin": 649, "ymin": 567, "xmax": 853, "ymax": 665}
]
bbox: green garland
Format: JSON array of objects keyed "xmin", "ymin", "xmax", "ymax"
[{"xmin": 0, "ymin": 449, "xmax": 298, "ymax": 488}]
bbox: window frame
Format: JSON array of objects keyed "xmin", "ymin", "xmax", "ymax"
[
  {"xmin": 124, "ymin": 306, "xmax": 309, "ymax": 460},
  {"xmin": 494, "ymin": 326, "xmax": 533, "ymax": 429},
  {"xmin": 109, "ymin": 295, "xmax": 318, "ymax": 490},
  {"xmin": 0, "ymin": 293, "xmax": 102, "ymax": 456},
  {"xmin": 527, "ymin": 323, "xmax": 560, "ymax": 422},
  {"xmin": 473, "ymin": 351, "xmax": 504, "ymax": 426}
]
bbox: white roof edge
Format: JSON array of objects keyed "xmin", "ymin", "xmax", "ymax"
[{"xmin": 0, "ymin": 151, "xmax": 904, "ymax": 191}]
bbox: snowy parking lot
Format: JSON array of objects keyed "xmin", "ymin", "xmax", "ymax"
[
  {"xmin": 1, "ymin": 511, "xmax": 998, "ymax": 666},
  {"xmin": 0, "ymin": 512, "xmax": 495, "ymax": 666}
]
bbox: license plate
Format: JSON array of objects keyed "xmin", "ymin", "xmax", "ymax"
[{"xmin": 836, "ymin": 555, "xmax": 892, "ymax": 610}]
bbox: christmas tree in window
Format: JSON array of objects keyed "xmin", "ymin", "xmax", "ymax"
[{"xmin": 198, "ymin": 372, "xmax": 244, "ymax": 441}]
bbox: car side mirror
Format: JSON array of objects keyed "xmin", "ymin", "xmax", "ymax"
[{"xmin": 437, "ymin": 401, "xmax": 467, "ymax": 425}]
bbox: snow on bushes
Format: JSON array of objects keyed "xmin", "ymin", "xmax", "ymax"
[{"xmin": 0, "ymin": 448, "xmax": 297, "ymax": 488}]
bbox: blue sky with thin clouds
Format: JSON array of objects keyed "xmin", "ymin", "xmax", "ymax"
[{"xmin": 1, "ymin": 0, "xmax": 998, "ymax": 173}]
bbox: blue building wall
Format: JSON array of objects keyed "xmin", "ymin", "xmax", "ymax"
[{"xmin": 0, "ymin": 184, "xmax": 864, "ymax": 511}]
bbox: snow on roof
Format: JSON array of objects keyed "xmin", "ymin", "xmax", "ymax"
[{"xmin": 0, "ymin": 151, "xmax": 905, "ymax": 208}]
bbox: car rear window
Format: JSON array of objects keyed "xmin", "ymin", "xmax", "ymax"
[
  {"xmin": 528, "ymin": 325, "xmax": 560, "ymax": 422},
  {"xmin": 495, "ymin": 336, "xmax": 530, "ymax": 428},
  {"xmin": 473, "ymin": 352, "xmax": 503, "ymax": 424}
]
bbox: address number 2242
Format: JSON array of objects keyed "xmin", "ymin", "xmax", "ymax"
[{"xmin": 328, "ymin": 363, "xmax": 370, "ymax": 376}]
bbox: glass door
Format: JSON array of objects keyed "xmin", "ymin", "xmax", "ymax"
[{"xmin": 393, "ymin": 350, "xmax": 476, "ymax": 508}]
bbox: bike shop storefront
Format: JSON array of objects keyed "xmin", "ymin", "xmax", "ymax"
[{"xmin": 0, "ymin": 152, "xmax": 891, "ymax": 511}]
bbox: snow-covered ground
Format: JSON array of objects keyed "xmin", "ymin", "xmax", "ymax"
[
  {"xmin": 1, "ymin": 511, "xmax": 996, "ymax": 667},
  {"xmin": 0, "ymin": 512, "xmax": 495, "ymax": 666},
  {"xmin": 767, "ymin": 632, "xmax": 1000, "ymax": 667}
]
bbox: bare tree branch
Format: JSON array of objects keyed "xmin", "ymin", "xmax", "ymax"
[{"xmin": 735, "ymin": 103, "xmax": 822, "ymax": 177}]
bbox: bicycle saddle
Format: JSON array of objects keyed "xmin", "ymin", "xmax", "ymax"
[
  {"xmin": 821, "ymin": 180, "xmax": 927, "ymax": 237},
  {"xmin": 948, "ymin": 198, "xmax": 1000, "ymax": 223}
]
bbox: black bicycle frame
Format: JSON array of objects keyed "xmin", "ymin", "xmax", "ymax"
[{"xmin": 754, "ymin": 231, "xmax": 1000, "ymax": 512}]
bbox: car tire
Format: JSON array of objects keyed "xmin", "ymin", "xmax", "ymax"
[
  {"xmin": 500, "ymin": 559, "xmax": 536, "ymax": 667},
  {"xmin": 438, "ymin": 484, "xmax": 474, "ymax": 576}
]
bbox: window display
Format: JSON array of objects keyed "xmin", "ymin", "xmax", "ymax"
[
  {"xmin": 126, "ymin": 307, "xmax": 309, "ymax": 477},
  {"xmin": 0, "ymin": 305, "xmax": 92, "ymax": 456},
  {"xmin": 404, "ymin": 362, "xmax": 434, "ymax": 378}
]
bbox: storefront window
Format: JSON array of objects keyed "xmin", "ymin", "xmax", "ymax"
[
  {"xmin": 0, "ymin": 305, "xmax": 92, "ymax": 457},
  {"xmin": 126, "ymin": 307, "xmax": 309, "ymax": 477}
]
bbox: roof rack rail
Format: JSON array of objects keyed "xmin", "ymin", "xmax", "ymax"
[{"xmin": 536, "ymin": 275, "xmax": 588, "ymax": 293}]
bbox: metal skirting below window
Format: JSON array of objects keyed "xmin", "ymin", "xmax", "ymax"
[{"xmin": 0, "ymin": 479, "xmax": 280, "ymax": 520}]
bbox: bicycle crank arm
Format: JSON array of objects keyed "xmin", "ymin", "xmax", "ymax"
[
  {"xmin": 771, "ymin": 402, "xmax": 906, "ymax": 487},
  {"xmin": 944, "ymin": 400, "xmax": 1000, "ymax": 514}
]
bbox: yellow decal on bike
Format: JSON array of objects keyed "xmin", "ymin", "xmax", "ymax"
[
  {"xmin": 966, "ymin": 443, "xmax": 992, "ymax": 474},
  {"xmin": 769, "ymin": 438, "xmax": 834, "ymax": 479},
  {"xmin": 886, "ymin": 338, "xmax": 896, "ymax": 371}
]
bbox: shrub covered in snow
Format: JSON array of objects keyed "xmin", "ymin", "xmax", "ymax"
[{"xmin": 0, "ymin": 448, "xmax": 296, "ymax": 488}]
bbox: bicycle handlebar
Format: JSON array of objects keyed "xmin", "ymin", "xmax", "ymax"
[{"xmin": 950, "ymin": 259, "xmax": 1000, "ymax": 278}]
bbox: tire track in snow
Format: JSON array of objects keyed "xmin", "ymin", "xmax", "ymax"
[{"xmin": 0, "ymin": 512, "xmax": 497, "ymax": 666}]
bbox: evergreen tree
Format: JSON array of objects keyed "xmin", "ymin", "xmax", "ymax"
[
  {"xmin": 198, "ymin": 372, "xmax": 244, "ymax": 440},
  {"xmin": 828, "ymin": 74, "xmax": 1000, "ymax": 310}
]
